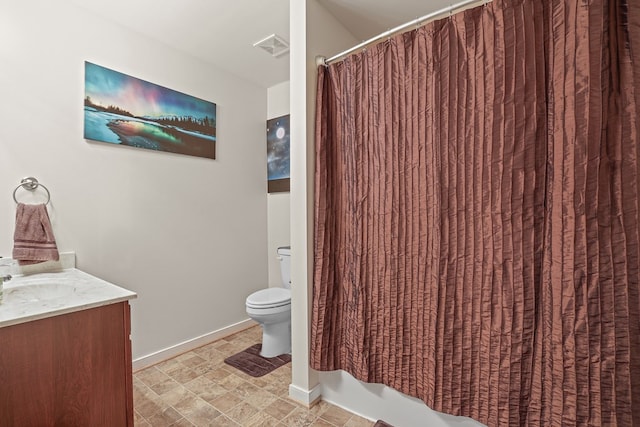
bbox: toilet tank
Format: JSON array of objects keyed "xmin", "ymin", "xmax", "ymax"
[{"xmin": 277, "ymin": 246, "xmax": 291, "ymax": 289}]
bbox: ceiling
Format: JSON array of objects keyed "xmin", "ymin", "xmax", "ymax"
[
  {"xmin": 70, "ymin": 0, "xmax": 456, "ymax": 88},
  {"xmin": 318, "ymin": 0, "xmax": 454, "ymax": 43}
]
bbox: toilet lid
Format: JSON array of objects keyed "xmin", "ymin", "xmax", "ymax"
[{"xmin": 246, "ymin": 288, "xmax": 291, "ymax": 308}]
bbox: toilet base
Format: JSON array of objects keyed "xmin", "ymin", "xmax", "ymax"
[{"xmin": 260, "ymin": 320, "xmax": 291, "ymax": 358}]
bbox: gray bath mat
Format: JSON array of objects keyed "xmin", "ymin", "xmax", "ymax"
[{"xmin": 224, "ymin": 344, "xmax": 291, "ymax": 377}]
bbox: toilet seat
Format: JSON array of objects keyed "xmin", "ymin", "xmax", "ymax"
[{"xmin": 246, "ymin": 288, "xmax": 291, "ymax": 309}]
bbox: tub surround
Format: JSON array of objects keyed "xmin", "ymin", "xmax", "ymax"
[{"xmin": 0, "ymin": 253, "xmax": 137, "ymax": 328}]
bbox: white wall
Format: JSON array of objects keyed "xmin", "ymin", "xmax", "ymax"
[
  {"xmin": 296, "ymin": 1, "xmax": 486, "ymax": 425},
  {"xmin": 0, "ymin": 0, "xmax": 267, "ymax": 362},
  {"xmin": 289, "ymin": 0, "xmax": 359, "ymax": 405},
  {"xmin": 267, "ymin": 81, "xmax": 291, "ymax": 287}
]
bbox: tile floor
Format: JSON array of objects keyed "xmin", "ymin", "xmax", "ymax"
[{"xmin": 133, "ymin": 325, "xmax": 375, "ymax": 426}]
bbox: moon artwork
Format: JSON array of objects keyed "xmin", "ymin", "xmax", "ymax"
[{"xmin": 267, "ymin": 114, "xmax": 290, "ymax": 193}]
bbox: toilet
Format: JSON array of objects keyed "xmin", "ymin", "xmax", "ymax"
[{"xmin": 246, "ymin": 246, "xmax": 291, "ymax": 357}]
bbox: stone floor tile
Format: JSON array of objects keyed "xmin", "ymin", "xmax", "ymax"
[
  {"xmin": 145, "ymin": 406, "xmax": 183, "ymax": 426},
  {"xmin": 208, "ymin": 391, "xmax": 244, "ymax": 413},
  {"xmin": 344, "ymin": 415, "xmax": 375, "ymax": 427},
  {"xmin": 263, "ymin": 398, "xmax": 297, "ymax": 421},
  {"xmin": 318, "ymin": 405, "xmax": 353, "ymax": 426},
  {"xmin": 136, "ymin": 366, "xmax": 171, "ymax": 387},
  {"xmin": 133, "ymin": 326, "xmax": 375, "ymax": 427},
  {"xmin": 225, "ymin": 401, "xmax": 260, "ymax": 425},
  {"xmin": 245, "ymin": 412, "xmax": 282, "ymax": 427},
  {"xmin": 281, "ymin": 407, "xmax": 318, "ymax": 427}
]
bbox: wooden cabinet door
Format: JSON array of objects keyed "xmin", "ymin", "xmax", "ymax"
[{"xmin": 0, "ymin": 302, "xmax": 133, "ymax": 426}]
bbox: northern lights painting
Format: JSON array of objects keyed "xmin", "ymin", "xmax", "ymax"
[
  {"xmin": 267, "ymin": 114, "xmax": 290, "ymax": 193},
  {"xmin": 84, "ymin": 62, "xmax": 217, "ymax": 159}
]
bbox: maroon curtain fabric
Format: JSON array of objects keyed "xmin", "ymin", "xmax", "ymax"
[{"xmin": 311, "ymin": 1, "xmax": 640, "ymax": 426}]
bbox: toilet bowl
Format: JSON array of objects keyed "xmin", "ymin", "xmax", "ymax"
[{"xmin": 245, "ymin": 247, "xmax": 291, "ymax": 358}]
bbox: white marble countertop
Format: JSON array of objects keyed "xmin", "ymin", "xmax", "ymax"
[{"xmin": 0, "ymin": 268, "xmax": 137, "ymax": 328}]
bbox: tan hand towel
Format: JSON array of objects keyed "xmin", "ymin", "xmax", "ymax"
[{"xmin": 12, "ymin": 203, "xmax": 59, "ymax": 266}]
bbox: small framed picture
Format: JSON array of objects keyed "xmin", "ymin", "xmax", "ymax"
[{"xmin": 267, "ymin": 114, "xmax": 290, "ymax": 193}]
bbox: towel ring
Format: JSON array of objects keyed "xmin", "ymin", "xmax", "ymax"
[{"xmin": 13, "ymin": 177, "xmax": 51, "ymax": 205}]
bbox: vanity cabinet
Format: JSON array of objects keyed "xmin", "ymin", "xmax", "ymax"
[{"xmin": 0, "ymin": 301, "xmax": 133, "ymax": 426}]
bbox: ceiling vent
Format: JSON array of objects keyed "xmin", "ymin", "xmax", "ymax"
[{"xmin": 253, "ymin": 34, "xmax": 290, "ymax": 58}]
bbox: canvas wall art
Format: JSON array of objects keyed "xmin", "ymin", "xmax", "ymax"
[
  {"xmin": 84, "ymin": 62, "xmax": 217, "ymax": 159},
  {"xmin": 267, "ymin": 114, "xmax": 290, "ymax": 193}
]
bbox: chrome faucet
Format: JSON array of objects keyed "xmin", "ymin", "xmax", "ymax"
[
  {"xmin": 0, "ymin": 257, "xmax": 12, "ymax": 282},
  {"xmin": 0, "ymin": 271, "xmax": 8, "ymax": 305}
]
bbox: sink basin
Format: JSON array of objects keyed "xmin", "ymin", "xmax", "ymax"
[
  {"xmin": 0, "ymin": 268, "xmax": 136, "ymax": 329},
  {"xmin": 4, "ymin": 283, "xmax": 76, "ymax": 303}
]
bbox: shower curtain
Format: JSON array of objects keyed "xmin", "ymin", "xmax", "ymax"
[{"xmin": 311, "ymin": 0, "xmax": 640, "ymax": 426}]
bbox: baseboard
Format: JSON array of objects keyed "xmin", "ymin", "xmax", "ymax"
[
  {"xmin": 132, "ymin": 318, "xmax": 257, "ymax": 371},
  {"xmin": 288, "ymin": 383, "xmax": 322, "ymax": 407}
]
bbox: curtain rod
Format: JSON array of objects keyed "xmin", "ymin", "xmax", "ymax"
[{"xmin": 323, "ymin": 0, "xmax": 490, "ymax": 65}]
